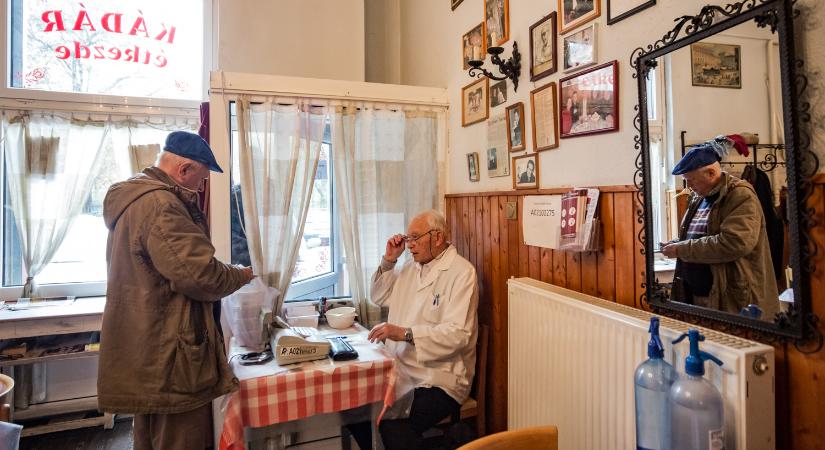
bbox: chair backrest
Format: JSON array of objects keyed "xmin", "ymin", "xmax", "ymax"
[
  {"xmin": 457, "ymin": 425, "xmax": 558, "ymax": 450},
  {"xmin": 472, "ymin": 324, "xmax": 489, "ymax": 435}
]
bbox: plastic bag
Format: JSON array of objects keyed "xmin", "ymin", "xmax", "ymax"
[{"xmin": 222, "ymin": 278, "xmax": 278, "ymax": 350}]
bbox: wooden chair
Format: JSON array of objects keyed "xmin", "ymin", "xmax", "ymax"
[
  {"xmin": 457, "ymin": 426, "xmax": 558, "ymax": 450},
  {"xmin": 439, "ymin": 323, "xmax": 489, "ymax": 438}
]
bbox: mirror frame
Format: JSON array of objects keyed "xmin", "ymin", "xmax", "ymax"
[{"xmin": 631, "ymin": 0, "xmax": 821, "ymax": 343}]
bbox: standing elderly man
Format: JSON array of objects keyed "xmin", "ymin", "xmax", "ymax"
[
  {"xmin": 350, "ymin": 209, "xmax": 478, "ymax": 450},
  {"xmin": 98, "ymin": 131, "xmax": 254, "ymax": 450},
  {"xmin": 662, "ymin": 141, "xmax": 779, "ymax": 318}
]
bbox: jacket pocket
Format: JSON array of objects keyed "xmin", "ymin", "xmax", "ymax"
[{"xmin": 169, "ymin": 333, "xmax": 218, "ymax": 394}]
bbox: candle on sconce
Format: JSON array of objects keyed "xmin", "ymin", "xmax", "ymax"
[
  {"xmin": 490, "ymin": 32, "xmax": 498, "ymax": 47},
  {"xmin": 472, "ymin": 45, "xmax": 481, "ymax": 61}
]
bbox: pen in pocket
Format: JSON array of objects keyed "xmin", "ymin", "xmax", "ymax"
[{"xmin": 433, "ymin": 294, "xmax": 440, "ymax": 306}]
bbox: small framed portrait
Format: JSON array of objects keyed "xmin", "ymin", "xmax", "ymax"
[
  {"xmin": 529, "ymin": 13, "xmax": 558, "ymax": 81},
  {"xmin": 559, "ymin": 60, "xmax": 619, "ymax": 138},
  {"xmin": 691, "ymin": 42, "xmax": 742, "ymax": 89},
  {"xmin": 462, "ymin": 23, "xmax": 485, "ymax": 70},
  {"xmin": 559, "ymin": 0, "xmax": 601, "ymax": 34},
  {"xmin": 530, "ymin": 82, "xmax": 559, "ymax": 151},
  {"xmin": 563, "ymin": 23, "xmax": 597, "ymax": 73},
  {"xmin": 451, "ymin": 0, "xmax": 464, "ymax": 11},
  {"xmin": 462, "ymin": 78, "xmax": 490, "ymax": 127},
  {"xmin": 467, "ymin": 152, "xmax": 480, "ymax": 181},
  {"xmin": 484, "ymin": 0, "xmax": 509, "ymax": 48},
  {"xmin": 512, "ymin": 153, "xmax": 539, "ymax": 190},
  {"xmin": 490, "ymin": 80, "xmax": 507, "ymax": 107},
  {"xmin": 607, "ymin": 0, "xmax": 656, "ymax": 25},
  {"xmin": 505, "ymin": 102, "xmax": 526, "ymax": 152}
]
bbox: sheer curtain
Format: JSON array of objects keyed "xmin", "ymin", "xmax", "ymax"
[
  {"xmin": 2, "ymin": 112, "xmax": 109, "ymax": 296},
  {"xmin": 330, "ymin": 105, "xmax": 444, "ymax": 324},
  {"xmin": 235, "ymin": 98, "xmax": 326, "ymax": 316}
]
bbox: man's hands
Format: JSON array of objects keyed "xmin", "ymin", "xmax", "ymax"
[
  {"xmin": 384, "ymin": 234, "xmax": 406, "ymax": 263},
  {"xmin": 240, "ymin": 266, "xmax": 255, "ymax": 284},
  {"xmin": 661, "ymin": 243, "xmax": 678, "ymax": 258},
  {"xmin": 368, "ymin": 322, "xmax": 406, "ymax": 343}
]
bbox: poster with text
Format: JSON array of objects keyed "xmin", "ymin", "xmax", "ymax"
[
  {"xmin": 487, "ymin": 114, "xmax": 510, "ymax": 177},
  {"xmin": 523, "ymin": 195, "xmax": 562, "ymax": 248}
]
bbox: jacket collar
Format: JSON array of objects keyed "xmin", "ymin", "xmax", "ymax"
[{"xmin": 416, "ymin": 245, "xmax": 456, "ymax": 290}]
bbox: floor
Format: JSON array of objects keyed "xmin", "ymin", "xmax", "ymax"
[{"xmin": 19, "ymin": 418, "xmax": 133, "ymax": 450}]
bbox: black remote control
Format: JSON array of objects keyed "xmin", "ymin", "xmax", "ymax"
[{"xmin": 328, "ymin": 337, "xmax": 358, "ymax": 361}]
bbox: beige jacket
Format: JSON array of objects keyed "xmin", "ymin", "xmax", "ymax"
[
  {"xmin": 674, "ymin": 172, "xmax": 780, "ymax": 318},
  {"xmin": 98, "ymin": 167, "xmax": 248, "ymax": 414},
  {"xmin": 371, "ymin": 245, "xmax": 478, "ymax": 403}
]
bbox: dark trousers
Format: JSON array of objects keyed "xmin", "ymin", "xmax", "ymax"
[
  {"xmin": 133, "ymin": 403, "xmax": 213, "ymax": 450},
  {"xmin": 349, "ymin": 386, "xmax": 460, "ymax": 450}
]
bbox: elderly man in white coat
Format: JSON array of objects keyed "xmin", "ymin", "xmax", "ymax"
[{"xmin": 349, "ymin": 209, "xmax": 478, "ymax": 450}]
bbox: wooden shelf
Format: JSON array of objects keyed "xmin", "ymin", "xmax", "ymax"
[
  {"xmin": 13, "ymin": 396, "xmax": 99, "ymax": 421},
  {"xmin": 0, "ymin": 350, "xmax": 98, "ymax": 368}
]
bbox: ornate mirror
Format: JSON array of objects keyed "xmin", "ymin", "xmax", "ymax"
[{"xmin": 632, "ymin": 0, "xmax": 820, "ymax": 344}]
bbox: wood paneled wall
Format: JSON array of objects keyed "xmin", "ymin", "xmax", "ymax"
[{"xmin": 445, "ymin": 178, "xmax": 825, "ymax": 449}]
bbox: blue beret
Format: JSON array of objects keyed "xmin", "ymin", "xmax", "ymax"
[
  {"xmin": 164, "ymin": 131, "xmax": 223, "ymax": 173},
  {"xmin": 671, "ymin": 143, "xmax": 722, "ymax": 175}
]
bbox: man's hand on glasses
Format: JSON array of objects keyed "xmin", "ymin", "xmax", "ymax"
[{"xmin": 384, "ymin": 234, "xmax": 406, "ymax": 263}]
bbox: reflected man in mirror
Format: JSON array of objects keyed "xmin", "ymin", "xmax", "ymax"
[{"xmin": 662, "ymin": 140, "xmax": 779, "ymax": 319}]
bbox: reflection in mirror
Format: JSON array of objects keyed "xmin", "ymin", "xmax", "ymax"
[{"xmin": 647, "ymin": 20, "xmax": 787, "ymax": 323}]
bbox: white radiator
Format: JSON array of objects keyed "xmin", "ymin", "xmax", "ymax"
[{"xmin": 508, "ymin": 277, "xmax": 775, "ymax": 450}]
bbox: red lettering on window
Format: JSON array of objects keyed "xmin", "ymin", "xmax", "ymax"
[
  {"xmin": 154, "ymin": 24, "xmax": 176, "ymax": 44},
  {"xmin": 55, "ymin": 46, "xmax": 70, "ymax": 59},
  {"xmin": 42, "ymin": 10, "xmax": 65, "ymax": 32},
  {"xmin": 129, "ymin": 17, "xmax": 149, "ymax": 38},
  {"xmin": 101, "ymin": 13, "xmax": 123, "ymax": 33},
  {"xmin": 72, "ymin": 9, "xmax": 96, "ymax": 31}
]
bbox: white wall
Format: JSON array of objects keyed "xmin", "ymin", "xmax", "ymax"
[
  {"xmin": 217, "ymin": 0, "xmax": 365, "ymax": 81},
  {"xmin": 390, "ymin": 0, "xmax": 825, "ymax": 194}
]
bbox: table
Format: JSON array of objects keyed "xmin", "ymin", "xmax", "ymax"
[{"xmin": 218, "ymin": 325, "xmax": 396, "ymax": 450}]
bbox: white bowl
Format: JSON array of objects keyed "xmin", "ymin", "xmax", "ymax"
[
  {"xmin": 326, "ymin": 307, "xmax": 356, "ymax": 329},
  {"xmin": 0, "ymin": 373, "xmax": 14, "ymax": 399},
  {"xmin": 326, "ymin": 306, "xmax": 356, "ymax": 317}
]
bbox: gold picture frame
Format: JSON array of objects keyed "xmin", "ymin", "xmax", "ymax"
[
  {"xmin": 512, "ymin": 153, "xmax": 539, "ymax": 189},
  {"xmin": 484, "ymin": 0, "xmax": 509, "ymax": 47},
  {"xmin": 530, "ymin": 82, "xmax": 560, "ymax": 151},
  {"xmin": 462, "ymin": 78, "xmax": 490, "ymax": 127},
  {"xmin": 505, "ymin": 102, "xmax": 526, "ymax": 152}
]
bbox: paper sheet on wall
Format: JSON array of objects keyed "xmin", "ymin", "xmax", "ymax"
[
  {"xmin": 487, "ymin": 114, "xmax": 509, "ymax": 177},
  {"xmin": 523, "ymin": 195, "xmax": 561, "ymax": 249}
]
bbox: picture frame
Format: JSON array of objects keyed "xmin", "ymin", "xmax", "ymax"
[
  {"xmin": 451, "ymin": 0, "xmax": 464, "ymax": 11},
  {"xmin": 505, "ymin": 102, "xmax": 526, "ymax": 152},
  {"xmin": 690, "ymin": 42, "xmax": 742, "ymax": 89},
  {"xmin": 529, "ymin": 13, "xmax": 558, "ymax": 81},
  {"xmin": 462, "ymin": 23, "xmax": 485, "ymax": 70},
  {"xmin": 467, "ymin": 152, "xmax": 480, "ymax": 181},
  {"xmin": 490, "ymin": 80, "xmax": 508, "ymax": 107},
  {"xmin": 559, "ymin": 60, "xmax": 619, "ymax": 138},
  {"xmin": 487, "ymin": 115, "xmax": 511, "ymax": 178},
  {"xmin": 558, "ymin": 0, "xmax": 600, "ymax": 34},
  {"xmin": 512, "ymin": 153, "xmax": 539, "ymax": 190},
  {"xmin": 462, "ymin": 78, "xmax": 490, "ymax": 127},
  {"xmin": 563, "ymin": 23, "xmax": 597, "ymax": 73},
  {"xmin": 530, "ymin": 82, "xmax": 560, "ymax": 151},
  {"xmin": 607, "ymin": 0, "xmax": 656, "ymax": 25},
  {"xmin": 484, "ymin": 0, "xmax": 509, "ymax": 48}
]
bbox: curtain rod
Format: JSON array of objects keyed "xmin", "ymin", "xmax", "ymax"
[
  {"xmin": 209, "ymin": 88, "xmax": 449, "ymax": 109},
  {"xmin": 0, "ymin": 98, "xmax": 200, "ymax": 118}
]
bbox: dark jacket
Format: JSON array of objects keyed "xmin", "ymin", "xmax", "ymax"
[
  {"xmin": 98, "ymin": 167, "xmax": 248, "ymax": 414},
  {"xmin": 673, "ymin": 172, "xmax": 779, "ymax": 317}
]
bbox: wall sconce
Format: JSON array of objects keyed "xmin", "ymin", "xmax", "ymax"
[{"xmin": 468, "ymin": 42, "xmax": 522, "ymax": 92}]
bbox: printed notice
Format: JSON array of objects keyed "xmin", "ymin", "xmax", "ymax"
[{"xmin": 523, "ymin": 195, "xmax": 561, "ymax": 249}]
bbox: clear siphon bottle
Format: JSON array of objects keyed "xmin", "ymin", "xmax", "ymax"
[
  {"xmin": 669, "ymin": 329, "xmax": 726, "ymax": 450},
  {"xmin": 635, "ymin": 317, "xmax": 677, "ymax": 450}
]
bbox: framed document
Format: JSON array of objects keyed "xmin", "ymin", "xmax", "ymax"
[{"xmin": 530, "ymin": 82, "xmax": 559, "ymax": 151}]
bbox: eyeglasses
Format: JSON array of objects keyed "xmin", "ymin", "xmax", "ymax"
[{"xmin": 402, "ymin": 229, "xmax": 437, "ymax": 244}]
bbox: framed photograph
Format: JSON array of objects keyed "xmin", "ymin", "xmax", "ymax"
[
  {"xmin": 462, "ymin": 23, "xmax": 485, "ymax": 70},
  {"xmin": 467, "ymin": 152, "xmax": 480, "ymax": 181},
  {"xmin": 512, "ymin": 153, "xmax": 539, "ymax": 190},
  {"xmin": 484, "ymin": 0, "xmax": 509, "ymax": 48},
  {"xmin": 558, "ymin": 0, "xmax": 600, "ymax": 34},
  {"xmin": 487, "ymin": 115, "xmax": 510, "ymax": 177},
  {"xmin": 490, "ymin": 80, "xmax": 507, "ymax": 107},
  {"xmin": 691, "ymin": 42, "xmax": 742, "ymax": 89},
  {"xmin": 531, "ymin": 82, "xmax": 560, "ymax": 151},
  {"xmin": 505, "ymin": 102, "xmax": 526, "ymax": 152},
  {"xmin": 462, "ymin": 78, "xmax": 490, "ymax": 127},
  {"xmin": 451, "ymin": 0, "xmax": 464, "ymax": 11},
  {"xmin": 529, "ymin": 13, "xmax": 558, "ymax": 81},
  {"xmin": 607, "ymin": 0, "xmax": 656, "ymax": 25},
  {"xmin": 559, "ymin": 60, "xmax": 619, "ymax": 138},
  {"xmin": 563, "ymin": 23, "xmax": 597, "ymax": 73}
]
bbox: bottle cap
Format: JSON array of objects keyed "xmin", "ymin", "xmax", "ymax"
[
  {"xmin": 647, "ymin": 317, "xmax": 664, "ymax": 359},
  {"xmin": 673, "ymin": 329, "xmax": 723, "ymax": 376}
]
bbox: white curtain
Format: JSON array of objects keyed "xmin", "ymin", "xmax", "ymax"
[
  {"xmin": 2, "ymin": 112, "xmax": 109, "ymax": 296},
  {"xmin": 108, "ymin": 117, "xmax": 199, "ymax": 179},
  {"xmin": 330, "ymin": 106, "xmax": 444, "ymax": 324},
  {"xmin": 235, "ymin": 98, "xmax": 326, "ymax": 316}
]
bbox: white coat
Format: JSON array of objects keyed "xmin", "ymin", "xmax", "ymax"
[{"xmin": 371, "ymin": 245, "xmax": 478, "ymax": 403}]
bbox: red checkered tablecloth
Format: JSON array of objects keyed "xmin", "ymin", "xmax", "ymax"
[{"xmin": 219, "ymin": 338, "xmax": 396, "ymax": 450}]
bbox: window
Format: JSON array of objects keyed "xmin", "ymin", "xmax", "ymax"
[
  {"xmin": 6, "ymin": 0, "xmax": 205, "ymax": 101},
  {"xmin": 229, "ymin": 104, "xmax": 347, "ymax": 301}
]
